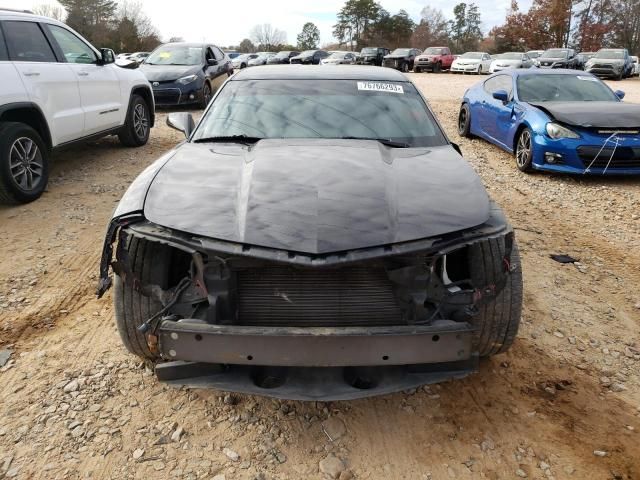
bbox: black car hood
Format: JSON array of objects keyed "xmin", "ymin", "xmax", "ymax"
[
  {"xmin": 140, "ymin": 64, "xmax": 199, "ymax": 82},
  {"xmin": 143, "ymin": 139, "xmax": 490, "ymax": 254},
  {"xmin": 539, "ymin": 57, "xmax": 566, "ymax": 62},
  {"xmin": 384, "ymin": 55, "xmax": 409, "ymax": 60},
  {"xmin": 530, "ymin": 101, "xmax": 640, "ymax": 128}
]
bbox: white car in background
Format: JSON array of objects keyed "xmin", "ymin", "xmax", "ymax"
[
  {"xmin": 248, "ymin": 52, "xmax": 275, "ymax": 66},
  {"xmin": 527, "ymin": 50, "xmax": 545, "ymax": 66},
  {"xmin": 320, "ymin": 51, "xmax": 357, "ymax": 65},
  {"xmin": 0, "ymin": 9, "xmax": 154, "ymax": 204},
  {"xmin": 451, "ymin": 52, "xmax": 492, "ymax": 74},
  {"xmin": 489, "ymin": 52, "xmax": 533, "ymax": 72}
]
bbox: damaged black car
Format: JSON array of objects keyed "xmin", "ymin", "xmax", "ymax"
[{"xmin": 98, "ymin": 66, "xmax": 523, "ymax": 401}]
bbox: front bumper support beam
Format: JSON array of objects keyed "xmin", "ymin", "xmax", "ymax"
[{"xmin": 158, "ymin": 319, "xmax": 473, "ymax": 367}]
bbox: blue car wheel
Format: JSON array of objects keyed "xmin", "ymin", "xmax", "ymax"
[{"xmin": 515, "ymin": 128, "xmax": 534, "ymax": 172}]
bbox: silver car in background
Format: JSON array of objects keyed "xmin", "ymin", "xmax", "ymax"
[
  {"xmin": 527, "ymin": 50, "xmax": 544, "ymax": 66},
  {"xmin": 233, "ymin": 54, "xmax": 259, "ymax": 69},
  {"xmin": 451, "ymin": 52, "xmax": 492, "ymax": 74},
  {"xmin": 248, "ymin": 52, "xmax": 275, "ymax": 66},
  {"xmin": 489, "ymin": 52, "xmax": 533, "ymax": 72},
  {"xmin": 321, "ymin": 51, "xmax": 357, "ymax": 65},
  {"xmin": 630, "ymin": 56, "xmax": 640, "ymax": 76}
]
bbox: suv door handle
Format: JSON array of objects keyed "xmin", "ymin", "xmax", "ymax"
[
  {"xmin": 23, "ymin": 71, "xmax": 40, "ymax": 77},
  {"xmin": 77, "ymin": 71, "xmax": 89, "ymax": 77}
]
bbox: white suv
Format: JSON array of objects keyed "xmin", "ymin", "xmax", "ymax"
[{"xmin": 0, "ymin": 9, "xmax": 155, "ymax": 204}]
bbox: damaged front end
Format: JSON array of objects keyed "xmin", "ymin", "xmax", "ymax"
[{"xmin": 97, "ymin": 203, "xmax": 517, "ymax": 400}]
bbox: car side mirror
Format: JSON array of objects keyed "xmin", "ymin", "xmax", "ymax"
[
  {"xmin": 615, "ymin": 90, "xmax": 625, "ymax": 99},
  {"xmin": 492, "ymin": 90, "xmax": 509, "ymax": 103},
  {"xmin": 207, "ymin": 58, "xmax": 218, "ymax": 66},
  {"xmin": 167, "ymin": 113, "xmax": 196, "ymax": 138},
  {"xmin": 99, "ymin": 48, "xmax": 115, "ymax": 65}
]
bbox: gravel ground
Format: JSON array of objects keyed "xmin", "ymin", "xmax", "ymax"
[{"xmin": 0, "ymin": 73, "xmax": 638, "ymax": 480}]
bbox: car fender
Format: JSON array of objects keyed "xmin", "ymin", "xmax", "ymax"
[{"xmin": 114, "ymin": 65, "xmax": 154, "ymax": 126}]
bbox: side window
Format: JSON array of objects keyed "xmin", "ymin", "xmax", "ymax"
[
  {"xmin": 484, "ymin": 75, "xmax": 513, "ymax": 96},
  {"xmin": 205, "ymin": 47, "xmax": 215, "ymax": 63},
  {"xmin": 212, "ymin": 46, "xmax": 224, "ymax": 61},
  {"xmin": 0, "ymin": 24, "xmax": 8, "ymax": 61},
  {"xmin": 3, "ymin": 21, "xmax": 56, "ymax": 62},
  {"xmin": 47, "ymin": 25, "xmax": 97, "ymax": 64}
]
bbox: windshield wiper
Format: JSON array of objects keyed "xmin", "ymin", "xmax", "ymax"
[
  {"xmin": 193, "ymin": 135, "xmax": 263, "ymax": 145},
  {"xmin": 340, "ymin": 136, "xmax": 411, "ymax": 148}
]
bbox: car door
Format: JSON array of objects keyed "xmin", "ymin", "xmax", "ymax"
[
  {"xmin": 482, "ymin": 53, "xmax": 492, "ymax": 71},
  {"xmin": 2, "ymin": 19, "xmax": 83, "ymax": 145},
  {"xmin": 479, "ymin": 74, "xmax": 514, "ymax": 146},
  {"xmin": 210, "ymin": 46, "xmax": 230, "ymax": 89},
  {"xmin": 45, "ymin": 23, "xmax": 122, "ymax": 136}
]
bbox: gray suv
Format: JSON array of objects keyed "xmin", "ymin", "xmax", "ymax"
[{"xmin": 585, "ymin": 48, "xmax": 633, "ymax": 79}]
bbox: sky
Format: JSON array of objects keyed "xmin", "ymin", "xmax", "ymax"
[{"xmin": 11, "ymin": 0, "xmax": 533, "ymax": 47}]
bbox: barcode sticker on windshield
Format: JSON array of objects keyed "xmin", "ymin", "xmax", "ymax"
[{"xmin": 357, "ymin": 82, "xmax": 404, "ymax": 94}]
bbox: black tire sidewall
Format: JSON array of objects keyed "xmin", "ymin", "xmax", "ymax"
[
  {"xmin": 458, "ymin": 104, "xmax": 472, "ymax": 137},
  {"xmin": 516, "ymin": 127, "xmax": 534, "ymax": 172},
  {"xmin": 0, "ymin": 122, "xmax": 49, "ymax": 204}
]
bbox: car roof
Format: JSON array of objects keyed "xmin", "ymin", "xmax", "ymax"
[
  {"xmin": 232, "ymin": 65, "xmax": 410, "ymax": 82},
  {"xmin": 499, "ymin": 68, "xmax": 595, "ymax": 78},
  {"xmin": 0, "ymin": 9, "xmax": 66, "ymax": 27}
]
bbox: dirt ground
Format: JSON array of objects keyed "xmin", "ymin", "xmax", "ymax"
[{"xmin": 0, "ymin": 73, "xmax": 639, "ymax": 480}]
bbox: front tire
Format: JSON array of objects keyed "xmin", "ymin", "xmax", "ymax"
[
  {"xmin": 458, "ymin": 104, "xmax": 473, "ymax": 138},
  {"xmin": 114, "ymin": 236, "xmax": 172, "ymax": 361},
  {"xmin": 118, "ymin": 95, "xmax": 151, "ymax": 147},
  {"xmin": 434, "ymin": 62, "xmax": 442, "ymax": 73},
  {"xmin": 469, "ymin": 237, "xmax": 523, "ymax": 356},
  {"xmin": 401, "ymin": 62, "xmax": 409, "ymax": 73},
  {"xmin": 0, "ymin": 122, "xmax": 49, "ymax": 204},
  {"xmin": 515, "ymin": 127, "xmax": 534, "ymax": 172},
  {"xmin": 200, "ymin": 82, "xmax": 212, "ymax": 109},
  {"xmin": 414, "ymin": 66, "xmax": 422, "ymax": 73}
]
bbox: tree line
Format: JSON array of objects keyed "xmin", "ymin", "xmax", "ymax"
[
  {"xmin": 32, "ymin": 0, "xmax": 161, "ymax": 53},
  {"xmin": 489, "ymin": 0, "xmax": 640, "ymax": 53}
]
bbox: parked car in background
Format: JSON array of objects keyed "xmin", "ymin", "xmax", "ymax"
[
  {"xmin": 141, "ymin": 42, "xmax": 232, "ymax": 108},
  {"xmin": 537, "ymin": 48, "xmax": 579, "ymax": 69},
  {"xmin": 382, "ymin": 48, "xmax": 421, "ymax": 72},
  {"xmin": 290, "ymin": 49, "xmax": 329, "ymax": 64},
  {"xmin": 458, "ymin": 69, "xmax": 640, "ymax": 175},
  {"xmin": 267, "ymin": 51, "xmax": 301, "ymax": 64},
  {"xmin": 631, "ymin": 56, "xmax": 640, "ymax": 76},
  {"xmin": 232, "ymin": 53, "xmax": 258, "ymax": 69},
  {"xmin": 451, "ymin": 52, "xmax": 492, "ymax": 74},
  {"xmin": 225, "ymin": 51, "xmax": 240, "ymax": 59},
  {"xmin": 489, "ymin": 52, "xmax": 533, "ymax": 72},
  {"xmin": 117, "ymin": 52, "xmax": 131, "ymax": 60},
  {"xmin": 527, "ymin": 50, "xmax": 544, "ymax": 66},
  {"xmin": 575, "ymin": 52, "xmax": 595, "ymax": 70},
  {"xmin": 0, "ymin": 9, "xmax": 154, "ymax": 204},
  {"xmin": 357, "ymin": 47, "xmax": 389, "ymax": 66},
  {"xmin": 248, "ymin": 52, "xmax": 275, "ymax": 66},
  {"xmin": 320, "ymin": 51, "xmax": 357, "ymax": 65},
  {"xmin": 414, "ymin": 47, "xmax": 455, "ymax": 72},
  {"xmin": 128, "ymin": 51, "xmax": 150, "ymax": 64},
  {"xmin": 102, "ymin": 65, "xmax": 523, "ymax": 400},
  {"xmin": 585, "ymin": 48, "xmax": 633, "ymax": 79}
]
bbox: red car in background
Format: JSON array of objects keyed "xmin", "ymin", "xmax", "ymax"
[{"xmin": 414, "ymin": 47, "xmax": 455, "ymax": 73}]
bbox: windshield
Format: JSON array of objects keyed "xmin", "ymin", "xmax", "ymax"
[
  {"xmin": 275, "ymin": 51, "xmax": 290, "ymax": 58},
  {"xmin": 391, "ymin": 48, "xmax": 411, "ymax": 56},
  {"xmin": 328, "ymin": 52, "xmax": 347, "ymax": 59},
  {"xmin": 424, "ymin": 48, "xmax": 444, "ymax": 55},
  {"xmin": 595, "ymin": 49, "xmax": 624, "ymax": 59},
  {"xmin": 300, "ymin": 50, "xmax": 316, "ymax": 56},
  {"xmin": 192, "ymin": 79, "xmax": 447, "ymax": 148},
  {"xmin": 527, "ymin": 51, "xmax": 542, "ymax": 58},
  {"xmin": 542, "ymin": 49, "xmax": 568, "ymax": 58},
  {"xmin": 146, "ymin": 45, "xmax": 202, "ymax": 65},
  {"xmin": 517, "ymin": 74, "xmax": 618, "ymax": 102},
  {"xmin": 460, "ymin": 52, "xmax": 483, "ymax": 59},
  {"xmin": 234, "ymin": 54, "xmax": 248, "ymax": 61},
  {"xmin": 361, "ymin": 48, "xmax": 378, "ymax": 54},
  {"xmin": 498, "ymin": 53, "xmax": 522, "ymax": 60}
]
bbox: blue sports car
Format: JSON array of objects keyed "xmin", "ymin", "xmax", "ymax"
[{"xmin": 458, "ymin": 69, "xmax": 640, "ymax": 175}]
